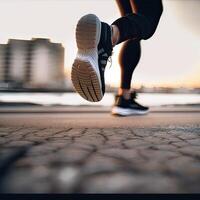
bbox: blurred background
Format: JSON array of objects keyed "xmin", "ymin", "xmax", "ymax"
[{"xmin": 0, "ymin": 0, "xmax": 199, "ymax": 107}]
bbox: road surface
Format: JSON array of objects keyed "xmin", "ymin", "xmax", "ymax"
[{"xmin": 0, "ymin": 105, "xmax": 200, "ymax": 193}]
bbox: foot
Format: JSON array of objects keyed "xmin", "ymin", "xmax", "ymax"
[
  {"xmin": 71, "ymin": 14, "xmax": 113, "ymax": 102},
  {"xmin": 111, "ymin": 92, "xmax": 149, "ymax": 116}
]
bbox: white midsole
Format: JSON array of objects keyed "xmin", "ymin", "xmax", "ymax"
[
  {"xmin": 112, "ymin": 106, "xmax": 149, "ymax": 116},
  {"xmin": 76, "ymin": 49, "xmax": 100, "ymax": 80}
]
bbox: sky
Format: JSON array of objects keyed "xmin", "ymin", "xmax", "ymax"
[{"xmin": 0, "ymin": 0, "xmax": 199, "ymax": 88}]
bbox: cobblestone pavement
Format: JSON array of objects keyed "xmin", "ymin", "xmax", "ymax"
[{"xmin": 0, "ymin": 124, "xmax": 200, "ymax": 193}]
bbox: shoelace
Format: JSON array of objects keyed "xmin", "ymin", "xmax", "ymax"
[
  {"xmin": 107, "ymin": 54, "xmax": 113, "ymax": 69},
  {"xmin": 107, "ymin": 53, "xmax": 115, "ymax": 88},
  {"xmin": 131, "ymin": 91, "xmax": 138, "ymax": 100},
  {"xmin": 130, "ymin": 91, "xmax": 143, "ymax": 107}
]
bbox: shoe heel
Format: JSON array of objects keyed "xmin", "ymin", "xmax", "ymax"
[{"xmin": 76, "ymin": 14, "xmax": 101, "ymax": 50}]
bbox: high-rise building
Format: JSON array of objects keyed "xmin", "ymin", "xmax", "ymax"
[
  {"xmin": 0, "ymin": 38, "xmax": 66, "ymax": 89},
  {"xmin": 28, "ymin": 38, "xmax": 65, "ymax": 88}
]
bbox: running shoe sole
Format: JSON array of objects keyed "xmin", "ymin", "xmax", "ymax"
[
  {"xmin": 111, "ymin": 106, "xmax": 149, "ymax": 116},
  {"xmin": 71, "ymin": 14, "xmax": 103, "ymax": 102}
]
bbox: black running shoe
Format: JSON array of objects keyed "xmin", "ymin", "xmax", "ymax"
[
  {"xmin": 112, "ymin": 92, "xmax": 149, "ymax": 116},
  {"xmin": 71, "ymin": 14, "xmax": 113, "ymax": 102}
]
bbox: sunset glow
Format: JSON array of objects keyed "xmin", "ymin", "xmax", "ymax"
[{"xmin": 0, "ymin": 0, "xmax": 199, "ymax": 88}]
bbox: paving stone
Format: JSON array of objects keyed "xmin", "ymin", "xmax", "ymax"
[
  {"xmin": 99, "ymin": 148, "xmax": 145, "ymax": 163},
  {"xmin": 167, "ymin": 137, "xmax": 183, "ymax": 143},
  {"xmin": 8, "ymin": 128, "xmax": 40, "ymax": 137},
  {"xmin": 46, "ymin": 140, "xmax": 71, "ymax": 148},
  {"xmin": 101, "ymin": 140, "xmax": 124, "ymax": 149},
  {"xmin": 57, "ymin": 148, "xmax": 91, "ymax": 163},
  {"xmin": 152, "ymin": 144, "xmax": 177, "ymax": 151},
  {"xmin": 75, "ymin": 135, "xmax": 105, "ymax": 146},
  {"xmin": 0, "ymin": 127, "xmax": 16, "ymax": 132},
  {"xmin": 106, "ymin": 134, "xmax": 124, "ymax": 141},
  {"xmin": 24, "ymin": 136, "xmax": 48, "ymax": 143},
  {"xmin": 3, "ymin": 141, "xmax": 33, "ymax": 148},
  {"xmin": 136, "ymin": 160, "xmax": 168, "ymax": 173},
  {"xmin": 171, "ymin": 141, "xmax": 189, "ymax": 148},
  {"xmin": 139, "ymin": 149, "xmax": 180, "ymax": 161},
  {"xmin": 132, "ymin": 129, "xmax": 152, "ymax": 137},
  {"xmin": 123, "ymin": 139, "xmax": 150, "ymax": 148},
  {"xmin": 31, "ymin": 129, "xmax": 65, "ymax": 137},
  {"xmin": 179, "ymin": 146, "xmax": 200, "ymax": 157},
  {"xmin": 144, "ymin": 136, "xmax": 170, "ymax": 145},
  {"xmin": 64, "ymin": 128, "xmax": 85, "ymax": 137},
  {"xmin": 14, "ymin": 154, "xmax": 59, "ymax": 167},
  {"xmin": 187, "ymin": 138, "xmax": 200, "ymax": 146},
  {"xmin": 166, "ymin": 156, "xmax": 200, "ymax": 176},
  {"xmin": 27, "ymin": 144, "xmax": 60, "ymax": 155},
  {"xmin": 173, "ymin": 132, "xmax": 199, "ymax": 140},
  {"xmin": 50, "ymin": 131, "xmax": 72, "ymax": 138},
  {"xmin": 153, "ymin": 132, "xmax": 171, "ymax": 138},
  {"xmin": 52, "ymin": 166, "xmax": 81, "ymax": 192},
  {"xmin": 67, "ymin": 142, "xmax": 95, "ymax": 151},
  {"xmin": 1, "ymin": 125, "xmax": 200, "ymax": 193},
  {"xmin": 101, "ymin": 129, "xmax": 116, "ymax": 136},
  {"xmin": 112, "ymin": 129, "xmax": 134, "ymax": 138},
  {"xmin": 0, "ymin": 138, "xmax": 10, "ymax": 145},
  {"xmin": 84, "ymin": 129, "xmax": 102, "ymax": 135},
  {"xmin": 82, "ymin": 154, "xmax": 125, "ymax": 174},
  {"xmin": 0, "ymin": 132, "xmax": 8, "ymax": 137},
  {"xmin": 177, "ymin": 133, "xmax": 199, "ymax": 140},
  {"xmin": 2, "ymin": 167, "xmax": 52, "ymax": 193},
  {"xmin": 80, "ymin": 172, "xmax": 181, "ymax": 193}
]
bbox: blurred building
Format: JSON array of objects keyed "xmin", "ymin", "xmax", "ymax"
[
  {"xmin": 8, "ymin": 39, "xmax": 29, "ymax": 85},
  {"xmin": 0, "ymin": 44, "xmax": 7, "ymax": 84},
  {"xmin": 0, "ymin": 38, "xmax": 66, "ymax": 90}
]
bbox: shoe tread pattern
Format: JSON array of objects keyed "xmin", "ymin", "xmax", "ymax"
[{"xmin": 71, "ymin": 59, "xmax": 102, "ymax": 102}]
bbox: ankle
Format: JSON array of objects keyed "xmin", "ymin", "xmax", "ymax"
[
  {"xmin": 118, "ymin": 88, "xmax": 131, "ymax": 100},
  {"xmin": 111, "ymin": 25, "xmax": 120, "ymax": 46}
]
